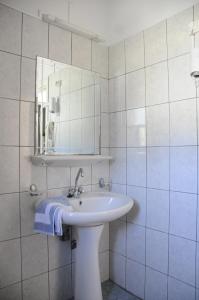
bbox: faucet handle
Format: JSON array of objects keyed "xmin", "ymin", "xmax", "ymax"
[
  {"xmin": 78, "ymin": 186, "xmax": 84, "ymax": 194},
  {"xmin": 67, "ymin": 187, "xmax": 75, "ymax": 197}
]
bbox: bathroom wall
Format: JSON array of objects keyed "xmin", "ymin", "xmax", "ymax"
[
  {"xmin": 0, "ymin": 0, "xmax": 108, "ymax": 40},
  {"xmin": 47, "ymin": 64, "xmax": 100, "ymax": 154},
  {"xmin": 109, "ymin": 4, "xmax": 199, "ymax": 300},
  {"xmin": 0, "ymin": 3, "xmax": 109, "ymax": 300}
]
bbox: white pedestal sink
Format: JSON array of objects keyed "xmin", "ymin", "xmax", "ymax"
[{"xmin": 62, "ymin": 192, "xmax": 134, "ymax": 300}]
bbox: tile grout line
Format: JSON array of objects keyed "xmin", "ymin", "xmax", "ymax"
[
  {"xmin": 123, "ymin": 38, "xmax": 128, "ymax": 291},
  {"xmin": 142, "ymin": 28, "xmax": 147, "ymax": 300},
  {"xmin": 166, "ymin": 16, "xmax": 170, "ymax": 300},
  {"xmin": 194, "ymin": 6, "xmax": 198, "ymax": 299},
  {"xmin": 19, "ymin": 12, "xmax": 24, "ymax": 300}
]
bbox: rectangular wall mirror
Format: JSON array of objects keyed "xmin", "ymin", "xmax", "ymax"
[{"xmin": 35, "ymin": 57, "xmax": 101, "ymax": 155}]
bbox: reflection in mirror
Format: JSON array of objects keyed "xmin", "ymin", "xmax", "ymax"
[{"xmin": 35, "ymin": 57, "xmax": 101, "ymax": 155}]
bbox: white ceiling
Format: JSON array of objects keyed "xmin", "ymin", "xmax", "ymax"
[
  {"xmin": 107, "ymin": 0, "xmax": 199, "ymax": 45},
  {"xmin": 0, "ymin": 0, "xmax": 199, "ymax": 45}
]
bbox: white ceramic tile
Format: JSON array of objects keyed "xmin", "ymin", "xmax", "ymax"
[
  {"xmin": 127, "ymin": 185, "xmax": 146, "ymax": 226},
  {"xmin": 99, "ymin": 251, "xmax": 109, "ymax": 282},
  {"xmin": 47, "ymin": 167, "xmax": 70, "ymax": 189},
  {"xmin": 20, "ymin": 192, "xmax": 39, "ymax": 236},
  {"xmin": 92, "ymin": 42, "xmax": 108, "ymax": 78},
  {"xmin": 20, "ymin": 147, "xmax": 46, "ymax": 192},
  {"xmin": 144, "ymin": 21, "xmax": 167, "ymax": 66},
  {"xmin": 195, "ymin": 6, "xmax": 199, "ymax": 48},
  {"xmin": 22, "ymin": 14, "xmax": 48, "ymax": 58},
  {"xmin": 0, "ymin": 51, "xmax": 20, "ymax": 99},
  {"xmin": 197, "ymin": 243, "xmax": 199, "ymax": 288},
  {"xmin": 96, "ymin": 79, "xmax": 102, "ymax": 114},
  {"xmin": 145, "ymin": 267, "xmax": 167, "ymax": 300},
  {"xmin": 170, "ymin": 146, "xmax": 197, "ymax": 193},
  {"xmin": 99, "ymin": 223, "xmax": 109, "ymax": 252},
  {"xmin": 170, "ymin": 99, "xmax": 197, "ymax": 146},
  {"xmin": 110, "ymin": 111, "xmax": 126, "ymax": 147},
  {"xmin": 126, "ymin": 69, "xmax": 145, "ymax": 109},
  {"xmin": 69, "ymin": 68, "xmax": 82, "ymax": 91},
  {"xmin": 82, "ymin": 87, "xmax": 95, "ymax": 119},
  {"xmin": 0, "ymin": 282, "xmax": 22, "ymax": 300},
  {"xmin": 0, "ymin": 4, "xmax": 22, "ymax": 54},
  {"xmin": 0, "ymin": 193, "xmax": 20, "ymax": 241},
  {"xmin": 60, "ymin": 94, "xmax": 70, "ymax": 122},
  {"xmin": 146, "ymin": 61, "xmax": 169, "ymax": 106},
  {"xmin": 49, "ymin": 265, "xmax": 72, "ymax": 300},
  {"xmin": 146, "ymin": 104, "xmax": 169, "ymax": 146},
  {"xmin": 23, "ymin": 273, "xmax": 49, "ymax": 300},
  {"xmin": 20, "ymin": 101, "xmax": 34, "ymax": 146},
  {"xmin": 169, "ymin": 235, "xmax": 196, "ymax": 285},
  {"xmin": 111, "ymin": 183, "xmax": 126, "ymax": 194},
  {"xmin": 125, "ymin": 32, "xmax": 145, "ymax": 72},
  {"xmin": 147, "ymin": 188, "xmax": 169, "ymax": 232},
  {"xmin": 109, "ymin": 75, "xmax": 125, "ymax": 112},
  {"xmin": 127, "ymin": 108, "xmax": 146, "ymax": 147},
  {"xmin": 72, "ymin": 34, "xmax": 91, "ymax": 70},
  {"xmin": 48, "ymin": 236, "xmax": 71, "ymax": 270},
  {"xmin": 0, "ymin": 146, "xmax": 19, "ymax": 194},
  {"xmin": 110, "ymin": 148, "xmax": 126, "ymax": 185},
  {"xmin": 110, "ymin": 220, "xmax": 126, "ymax": 255},
  {"xmin": 167, "ymin": 7, "xmax": 193, "ymax": 58},
  {"xmin": 126, "ymin": 259, "xmax": 145, "ymax": 299},
  {"xmin": 127, "ymin": 223, "xmax": 145, "ymax": 264},
  {"xmin": 168, "ymin": 276, "xmax": 196, "ymax": 300},
  {"xmin": 127, "ymin": 148, "xmax": 146, "ymax": 187},
  {"xmin": 110, "ymin": 252, "xmax": 126, "ymax": 288},
  {"xmin": 21, "ymin": 234, "xmax": 48, "ymax": 280},
  {"xmin": 0, "ymin": 98, "xmax": 19, "ymax": 146},
  {"xmin": 71, "ymin": 166, "xmax": 91, "ymax": 186},
  {"xmin": 101, "ymin": 78, "xmax": 109, "ymax": 113},
  {"xmin": 170, "ymin": 191, "xmax": 197, "ymax": 240},
  {"xmin": 92, "ymin": 160, "xmax": 109, "ymax": 186},
  {"xmin": 47, "ymin": 188, "xmax": 67, "ymax": 198},
  {"xmin": 146, "ymin": 229, "xmax": 168, "ymax": 273},
  {"xmin": 109, "ymin": 41, "xmax": 125, "ymax": 78},
  {"xmin": 0, "ymin": 239, "xmax": 21, "ymax": 288},
  {"xmin": 94, "ymin": 82, "xmax": 100, "ymax": 115},
  {"xmin": 49, "ymin": 25, "xmax": 71, "ymax": 64},
  {"xmin": 197, "ymin": 289, "xmax": 199, "ymax": 300},
  {"xmin": 147, "ymin": 147, "xmax": 169, "ymax": 190},
  {"xmin": 94, "ymin": 116, "xmax": 100, "ymax": 152},
  {"xmin": 198, "ymin": 206, "xmax": 199, "ymax": 242},
  {"xmin": 101, "ymin": 113, "xmax": 109, "ymax": 147},
  {"xmin": 69, "ymin": 90, "xmax": 81, "ymax": 120},
  {"xmin": 70, "ymin": 119, "xmax": 82, "ymax": 153},
  {"xmin": 169, "ymin": 54, "xmax": 195, "ymax": 102},
  {"xmin": 21, "ymin": 57, "xmax": 36, "ymax": 102}
]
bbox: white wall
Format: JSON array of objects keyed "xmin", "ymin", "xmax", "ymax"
[
  {"xmin": 0, "ymin": 0, "xmax": 108, "ymax": 40},
  {"xmin": 1, "ymin": 0, "xmax": 199, "ymax": 45},
  {"xmin": 0, "ymin": 0, "xmax": 68, "ymax": 20},
  {"xmin": 107, "ymin": 0, "xmax": 199, "ymax": 44},
  {"xmin": 109, "ymin": 3, "xmax": 199, "ymax": 299}
]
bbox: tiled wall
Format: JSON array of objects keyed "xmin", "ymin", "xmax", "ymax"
[
  {"xmin": 0, "ymin": 3, "xmax": 109, "ymax": 300},
  {"xmin": 109, "ymin": 4, "xmax": 199, "ymax": 300},
  {"xmin": 47, "ymin": 65, "xmax": 100, "ymax": 154}
]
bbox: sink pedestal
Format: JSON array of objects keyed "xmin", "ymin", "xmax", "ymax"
[{"xmin": 74, "ymin": 224, "xmax": 104, "ymax": 300}]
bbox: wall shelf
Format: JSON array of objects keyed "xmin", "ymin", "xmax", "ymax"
[{"xmin": 32, "ymin": 154, "xmax": 112, "ymax": 167}]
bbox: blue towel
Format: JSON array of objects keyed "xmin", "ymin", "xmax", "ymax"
[{"xmin": 34, "ymin": 195, "xmax": 73, "ymax": 236}]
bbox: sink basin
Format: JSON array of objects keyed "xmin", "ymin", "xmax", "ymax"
[
  {"xmin": 61, "ymin": 191, "xmax": 134, "ymax": 300},
  {"xmin": 62, "ymin": 192, "xmax": 134, "ymax": 226}
]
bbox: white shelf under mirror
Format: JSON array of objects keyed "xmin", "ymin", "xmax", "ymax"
[{"xmin": 32, "ymin": 155, "xmax": 112, "ymax": 167}]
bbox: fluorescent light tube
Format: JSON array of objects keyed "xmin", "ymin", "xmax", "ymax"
[{"xmin": 42, "ymin": 14, "xmax": 105, "ymax": 43}]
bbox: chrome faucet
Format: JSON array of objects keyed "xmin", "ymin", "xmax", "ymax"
[{"xmin": 68, "ymin": 168, "xmax": 84, "ymax": 198}]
